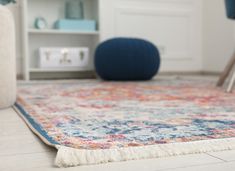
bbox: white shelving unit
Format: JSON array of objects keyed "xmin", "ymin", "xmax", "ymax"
[
  {"xmin": 21, "ymin": 0, "xmax": 100, "ymax": 80},
  {"xmin": 29, "ymin": 68, "xmax": 90, "ymax": 72},
  {"xmin": 28, "ymin": 29, "xmax": 100, "ymax": 35}
]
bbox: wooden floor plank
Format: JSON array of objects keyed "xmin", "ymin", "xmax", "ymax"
[
  {"xmin": 0, "ymin": 108, "xmax": 54, "ymax": 156},
  {"xmin": 0, "ymin": 108, "xmax": 31, "ymax": 137},
  {"xmin": 208, "ymin": 150, "xmax": 235, "ymax": 162},
  {"xmin": 165, "ymin": 161, "xmax": 235, "ymax": 171},
  {"xmin": 0, "ymin": 108, "xmax": 22, "ymax": 122},
  {"xmin": 0, "ymin": 121, "xmax": 34, "ymax": 137},
  {"xmin": 0, "ymin": 134, "xmax": 55, "ymax": 157},
  {"xmin": 31, "ymin": 154, "xmax": 221, "ymax": 171},
  {"xmin": 0, "ymin": 151, "xmax": 56, "ymax": 171}
]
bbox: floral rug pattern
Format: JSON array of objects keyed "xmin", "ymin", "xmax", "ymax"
[{"xmin": 16, "ymin": 77, "xmax": 235, "ymax": 150}]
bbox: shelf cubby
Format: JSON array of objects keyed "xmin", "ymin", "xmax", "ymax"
[{"xmin": 22, "ymin": 0, "xmax": 100, "ymax": 80}]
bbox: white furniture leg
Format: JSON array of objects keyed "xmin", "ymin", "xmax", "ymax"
[
  {"xmin": 227, "ymin": 69, "xmax": 235, "ymax": 93},
  {"xmin": 217, "ymin": 51, "xmax": 235, "ymax": 87}
]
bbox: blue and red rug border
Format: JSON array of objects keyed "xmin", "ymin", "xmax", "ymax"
[{"xmin": 14, "ymin": 102, "xmax": 59, "ymax": 146}]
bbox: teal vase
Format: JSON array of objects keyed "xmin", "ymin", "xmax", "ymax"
[{"xmin": 65, "ymin": 0, "xmax": 84, "ymax": 19}]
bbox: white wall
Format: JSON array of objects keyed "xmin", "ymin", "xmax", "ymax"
[
  {"xmin": 100, "ymin": 0, "xmax": 203, "ymax": 72},
  {"xmin": 203, "ymin": 0, "xmax": 235, "ymax": 72},
  {"xmin": 6, "ymin": 0, "xmax": 235, "ymax": 76}
]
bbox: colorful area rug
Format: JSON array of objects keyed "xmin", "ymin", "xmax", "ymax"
[{"xmin": 15, "ymin": 77, "xmax": 235, "ymax": 167}]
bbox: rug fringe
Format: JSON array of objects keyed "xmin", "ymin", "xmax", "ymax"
[{"xmin": 55, "ymin": 138, "xmax": 235, "ymax": 167}]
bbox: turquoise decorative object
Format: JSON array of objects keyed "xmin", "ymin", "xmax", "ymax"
[
  {"xmin": 34, "ymin": 17, "xmax": 48, "ymax": 29},
  {"xmin": 54, "ymin": 19, "xmax": 96, "ymax": 31},
  {"xmin": 0, "ymin": 0, "xmax": 16, "ymax": 5},
  {"xmin": 65, "ymin": 0, "xmax": 84, "ymax": 19}
]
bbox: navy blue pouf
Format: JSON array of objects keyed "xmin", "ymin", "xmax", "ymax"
[{"xmin": 95, "ymin": 38, "xmax": 161, "ymax": 81}]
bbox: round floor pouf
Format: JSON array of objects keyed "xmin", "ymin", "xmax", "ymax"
[
  {"xmin": 0, "ymin": 5, "xmax": 16, "ymax": 109},
  {"xmin": 95, "ymin": 38, "xmax": 161, "ymax": 81}
]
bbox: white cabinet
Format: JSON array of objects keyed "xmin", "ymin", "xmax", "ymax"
[
  {"xmin": 100, "ymin": 0, "xmax": 203, "ymax": 72},
  {"xmin": 21, "ymin": 0, "xmax": 99, "ymax": 80}
]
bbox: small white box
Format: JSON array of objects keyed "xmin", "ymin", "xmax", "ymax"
[{"xmin": 39, "ymin": 47, "xmax": 89, "ymax": 68}]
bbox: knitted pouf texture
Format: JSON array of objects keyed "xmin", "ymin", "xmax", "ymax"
[
  {"xmin": 95, "ymin": 38, "xmax": 161, "ymax": 81},
  {"xmin": 0, "ymin": 5, "xmax": 16, "ymax": 109}
]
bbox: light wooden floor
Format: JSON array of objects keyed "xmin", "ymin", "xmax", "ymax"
[{"xmin": 1, "ymin": 107, "xmax": 235, "ymax": 171}]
